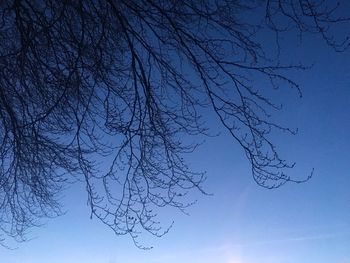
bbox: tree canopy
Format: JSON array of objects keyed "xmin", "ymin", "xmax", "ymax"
[{"xmin": 0, "ymin": 0, "xmax": 349, "ymax": 247}]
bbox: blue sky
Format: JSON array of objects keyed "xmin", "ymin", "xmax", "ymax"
[{"xmin": 1, "ymin": 8, "xmax": 350, "ymax": 263}]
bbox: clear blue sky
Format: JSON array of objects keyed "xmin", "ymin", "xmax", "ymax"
[{"xmin": 1, "ymin": 13, "xmax": 350, "ymax": 263}]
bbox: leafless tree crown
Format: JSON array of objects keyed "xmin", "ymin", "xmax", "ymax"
[{"xmin": 0, "ymin": 0, "xmax": 348, "ymax": 247}]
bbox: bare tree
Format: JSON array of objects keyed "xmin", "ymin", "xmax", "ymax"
[{"xmin": 0, "ymin": 0, "xmax": 348, "ymax": 247}]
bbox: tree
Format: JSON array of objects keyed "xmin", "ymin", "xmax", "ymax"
[{"xmin": 0, "ymin": 0, "xmax": 348, "ymax": 248}]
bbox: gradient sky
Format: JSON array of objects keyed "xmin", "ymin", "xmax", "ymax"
[{"xmin": 1, "ymin": 8, "xmax": 350, "ymax": 263}]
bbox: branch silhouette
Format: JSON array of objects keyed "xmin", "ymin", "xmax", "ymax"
[{"xmin": 0, "ymin": 0, "xmax": 348, "ymax": 248}]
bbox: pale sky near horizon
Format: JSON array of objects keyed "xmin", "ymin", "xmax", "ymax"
[{"xmin": 1, "ymin": 8, "xmax": 350, "ymax": 263}]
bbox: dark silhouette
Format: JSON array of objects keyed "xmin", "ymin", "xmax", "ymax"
[{"xmin": 0, "ymin": 0, "xmax": 348, "ymax": 247}]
